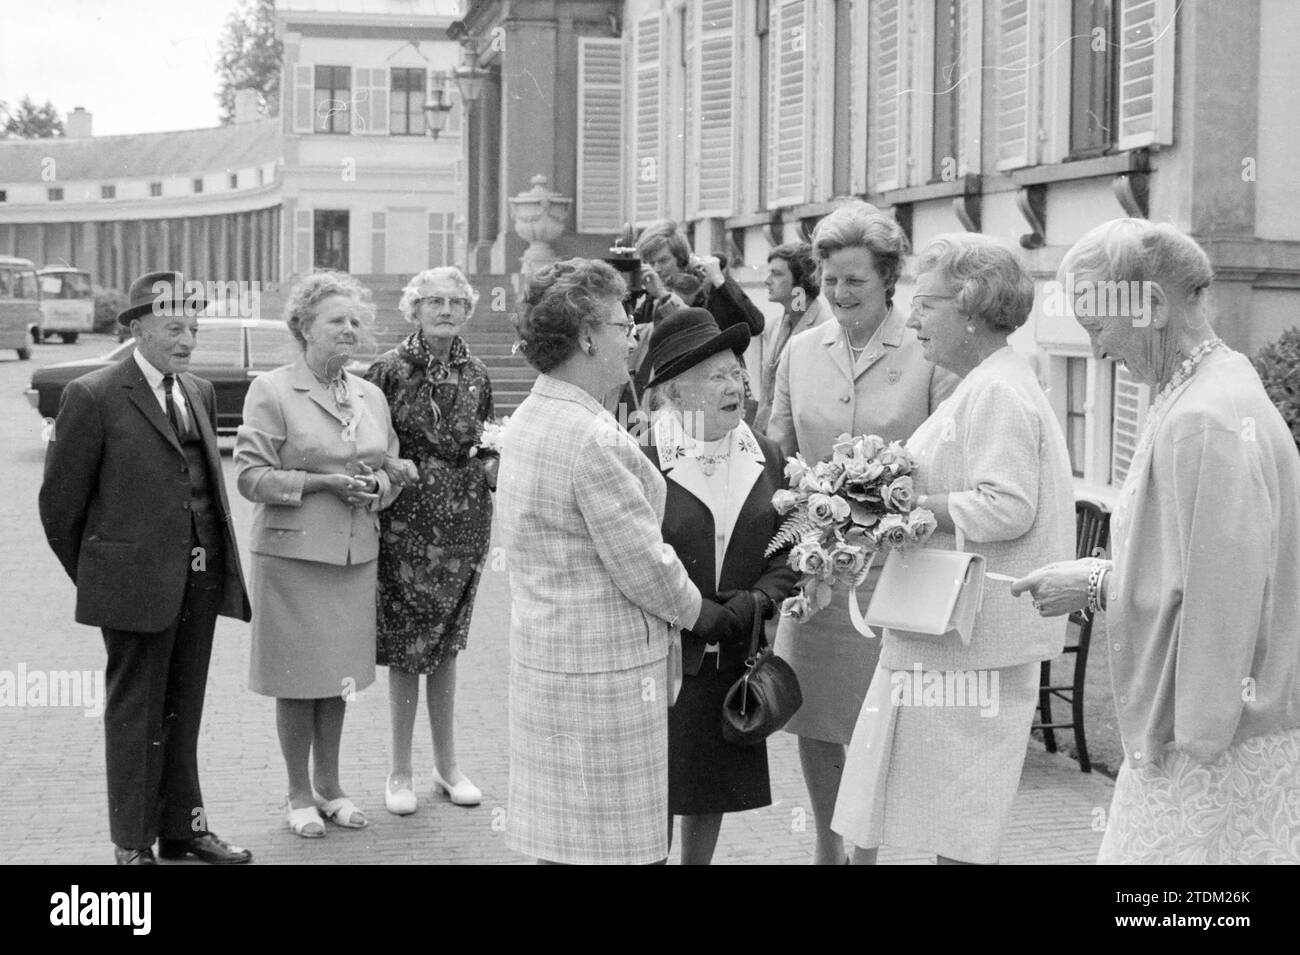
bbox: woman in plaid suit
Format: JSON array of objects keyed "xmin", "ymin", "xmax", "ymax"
[{"xmin": 497, "ymin": 259, "xmax": 704, "ymax": 865}]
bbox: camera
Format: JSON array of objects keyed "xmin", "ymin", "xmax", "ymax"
[{"xmin": 602, "ymin": 240, "xmax": 645, "ymax": 315}]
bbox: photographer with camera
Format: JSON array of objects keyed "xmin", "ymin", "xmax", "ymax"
[{"xmin": 629, "ymin": 221, "xmax": 766, "ymax": 408}]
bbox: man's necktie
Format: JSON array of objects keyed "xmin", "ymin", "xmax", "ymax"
[{"xmin": 162, "ymin": 374, "xmax": 183, "ymax": 438}]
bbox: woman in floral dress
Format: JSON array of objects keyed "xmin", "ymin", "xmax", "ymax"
[{"xmin": 365, "ymin": 266, "xmax": 497, "ymax": 813}]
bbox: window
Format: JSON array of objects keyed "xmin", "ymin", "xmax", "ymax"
[
  {"xmin": 1070, "ymin": 0, "xmax": 1116, "ymax": 158},
  {"xmin": 313, "ymin": 210, "xmax": 349, "ymax": 271},
  {"xmin": 48, "ymin": 187, "xmax": 64, "ymax": 201},
  {"xmin": 389, "ymin": 68, "xmax": 425, "ymax": 135},
  {"xmin": 229, "ymin": 172, "xmax": 239, "ymax": 189},
  {"xmin": 0, "ymin": 190, "xmax": 6, "ymax": 202},
  {"xmin": 314, "ymin": 66, "xmax": 352, "ymax": 134},
  {"xmin": 149, "ymin": 182, "xmax": 162, "ymax": 197},
  {"xmin": 932, "ymin": 0, "xmax": 963, "ymax": 178},
  {"xmin": 1065, "ymin": 357, "xmax": 1088, "ymax": 477},
  {"xmin": 193, "ymin": 178, "xmax": 204, "ymax": 193},
  {"xmin": 428, "ymin": 212, "xmax": 455, "ymax": 268},
  {"xmin": 101, "ymin": 185, "xmax": 115, "ymax": 199}
]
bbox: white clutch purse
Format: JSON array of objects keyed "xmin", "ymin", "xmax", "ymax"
[{"xmin": 860, "ymin": 547, "xmax": 986, "ymax": 646}]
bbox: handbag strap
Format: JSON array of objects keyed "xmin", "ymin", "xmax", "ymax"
[{"xmin": 744, "ymin": 591, "xmax": 765, "ymax": 664}]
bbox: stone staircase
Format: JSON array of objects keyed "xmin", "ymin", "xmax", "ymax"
[{"xmin": 259, "ymin": 274, "xmax": 537, "ymax": 417}]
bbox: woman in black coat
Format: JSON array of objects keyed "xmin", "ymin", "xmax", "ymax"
[{"xmin": 639, "ymin": 308, "xmax": 798, "ymax": 865}]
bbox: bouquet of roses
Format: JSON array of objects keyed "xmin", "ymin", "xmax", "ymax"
[
  {"xmin": 765, "ymin": 433, "xmax": 937, "ymax": 622},
  {"xmin": 470, "ymin": 416, "xmax": 509, "ymax": 457}
]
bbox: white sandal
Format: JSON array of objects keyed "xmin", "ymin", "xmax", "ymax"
[
  {"xmin": 286, "ymin": 799, "xmax": 326, "ymax": 838},
  {"xmin": 317, "ymin": 796, "xmax": 367, "ymax": 828}
]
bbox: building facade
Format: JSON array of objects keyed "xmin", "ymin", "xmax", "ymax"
[
  {"xmin": 458, "ymin": 0, "xmax": 1300, "ymax": 502},
  {"xmin": 0, "ymin": 0, "xmax": 466, "ymax": 299}
]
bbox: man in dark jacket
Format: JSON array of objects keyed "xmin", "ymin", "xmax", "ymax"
[{"xmin": 39, "ymin": 270, "xmax": 253, "ymax": 865}]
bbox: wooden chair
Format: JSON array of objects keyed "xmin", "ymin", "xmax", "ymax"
[{"xmin": 1034, "ymin": 500, "xmax": 1111, "ymax": 773}]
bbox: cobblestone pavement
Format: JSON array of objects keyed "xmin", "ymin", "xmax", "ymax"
[{"xmin": 0, "ymin": 337, "xmax": 1115, "ymax": 865}]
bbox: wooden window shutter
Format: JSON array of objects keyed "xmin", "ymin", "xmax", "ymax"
[
  {"xmin": 994, "ymin": 0, "xmax": 1038, "ymax": 170},
  {"xmin": 633, "ymin": 13, "xmax": 664, "ymax": 224},
  {"xmin": 578, "ymin": 37, "xmax": 625, "ymax": 232},
  {"xmin": 1117, "ymin": 0, "xmax": 1175, "ymax": 149},
  {"xmin": 868, "ymin": 0, "xmax": 905, "ymax": 192},
  {"xmin": 693, "ymin": 0, "xmax": 739, "ymax": 217},
  {"xmin": 293, "ymin": 63, "xmax": 314, "ymax": 133},
  {"xmin": 768, "ymin": 0, "xmax": 811, "ymax": 209},
  {"xmin": 294, "ymin": 209, "xmax": 313, "ymax": 274},
  {"xmin": 1110, "ymin": 364, "xmax": 1150, "ymax": 485}
]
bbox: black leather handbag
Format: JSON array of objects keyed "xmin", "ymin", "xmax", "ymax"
[{"xmin": 721, "ymin": 592, "xmax": 803, "ymax": 746}]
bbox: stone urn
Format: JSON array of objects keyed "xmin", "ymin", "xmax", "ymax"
[{"xmin": 507, "ymin": 174, "xmax": 572, "ymax": 276}]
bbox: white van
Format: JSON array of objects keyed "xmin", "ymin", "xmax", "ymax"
[{"xmin": 36, "ymin": 266, "xmax": 94, "ymax": 343}]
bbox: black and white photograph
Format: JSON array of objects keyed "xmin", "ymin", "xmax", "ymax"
[{"xmin": 1, "ymin": 0, "xmax": 1297, "ymax": 901}]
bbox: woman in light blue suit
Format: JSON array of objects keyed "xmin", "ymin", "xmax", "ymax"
[
  {"xmin": 236, "ymin": 271, "xmax": 407, "ymax": 838},
  {"xmin": 767, "ymin": 201, "xmax": 957, "ymax": 864}
]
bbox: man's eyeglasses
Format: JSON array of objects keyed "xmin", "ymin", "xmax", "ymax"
[{"xmin": 416, "ymin": 295, "xmax": 472, "ymax": 312}]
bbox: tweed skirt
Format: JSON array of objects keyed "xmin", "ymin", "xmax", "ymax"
[
  {"xmin": 507, "ymin": 657, "xmax": 670, "ymax": 865},
  {"xmin": 774, "ymin": 584, "xmax": 880, "ymax": 744},
  {"xmin": 831, "ymin": 659, "xmax": 1040, "ymax": 864},
  {"xmin": 248, "ymin": 553, "xmax": 378, "ymax": 699},
  {"xmin": 1098, "ymin": 726, "xmax": 1300, "ymax": 864}
]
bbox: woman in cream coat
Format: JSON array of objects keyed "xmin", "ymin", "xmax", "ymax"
[
  {"xmin": 767, "ymin": 200, "xmax": 956, "ymax": 864},
  {"xmin": 832, "ymin": 234, "xmax": 1075, "ymax": 864}
]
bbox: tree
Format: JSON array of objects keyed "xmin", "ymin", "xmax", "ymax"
[
  {"xmin": 1, "ymin": 96, "xmax": 65, "ymax": 138},
  {"xmin": 215, "ymin": 0, "xmax": 283, "ymax": 123}
]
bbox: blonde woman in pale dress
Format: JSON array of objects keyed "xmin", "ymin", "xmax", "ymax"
[
  {"xmin": 767, "ymin": 201, "xmax": 956, "ymax": 864},
  {"xmin": 832, "ymin": 234, "xmax": 1074, "ymax": 864},
  {"xmin": 1014, "ymin": 220, "xmax": 1300, "ymax": 863}
]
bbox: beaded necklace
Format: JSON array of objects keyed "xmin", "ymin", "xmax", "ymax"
[{"xmin": 1133, "ymin": 338, "xmax": 1227, "ymax": 458}]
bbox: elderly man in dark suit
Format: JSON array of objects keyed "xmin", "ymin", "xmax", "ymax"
[{"xmin": 39, "ymin": 270, "xmax": 253, "ymax": 865}]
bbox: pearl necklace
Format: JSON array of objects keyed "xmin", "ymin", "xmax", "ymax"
[{"xmin": 1134, "ymin": 339, "xmax": 1227, "ymax": 458}]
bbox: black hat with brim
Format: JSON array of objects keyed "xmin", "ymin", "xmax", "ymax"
[
  {"xmin": 117, "ymin": 270, "xmax": 208, "ymax": 325},
  {"xmin": 644, "ymin": 307, "xmax": 751, "ymax": 388}
]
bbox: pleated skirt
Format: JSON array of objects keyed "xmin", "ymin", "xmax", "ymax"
[
  {"xmin": 831, "ymin": 659, "xmax": 1040, "ymax": 864},
  {"xmin": 506, "ymin": 657, "xmax": 669, "ymax": 865}
]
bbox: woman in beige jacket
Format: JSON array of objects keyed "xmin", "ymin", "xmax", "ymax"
[{"xmin": 236, "ymin": 271, "xmax": 406, "ymax": 838}]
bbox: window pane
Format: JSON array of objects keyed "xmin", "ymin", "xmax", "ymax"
[
  {"xmin": 247, "ymin": 325, "xmax": 299, "ymax": 370},
  {"xmin": 932, "ymin": 0, "xmax": 962, "ymax": 177},
  {"xmin": 1070, "ymin": 0, "xmax": 1114, "ymax": 157}
]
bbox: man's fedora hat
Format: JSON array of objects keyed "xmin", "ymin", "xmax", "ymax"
[
  {"xmin": 117, "ymin": 270, "xmax": 207, "ymax": 325},
  {"xmin": 645, "ymin": 307, "xmax": 751, "ymax": 388}
]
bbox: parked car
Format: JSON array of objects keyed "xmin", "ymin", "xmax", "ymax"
[
  {"xmin": 0, "ymin": 254, "xmax": 38, "ymax": 360},
  {"xmin": 25, "ymin": 317, "xmax": 356, "ymax": 434},
  {"xmin": 35, "ymin": 266, "xmax": 95, "ymax": 343}
]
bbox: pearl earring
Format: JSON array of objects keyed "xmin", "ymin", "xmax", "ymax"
[{"xmin": 966, "ymin": 325, "xmax": 976, "ymax": 334}]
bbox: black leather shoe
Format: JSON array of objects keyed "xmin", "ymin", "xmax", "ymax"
[
  {"xmin": 114, "ymin": 845, "xmax": 157, "ymax": 865},
  {"xmin": 157, "ymin": 832, "xmax": 252, "ymax": 865}
]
